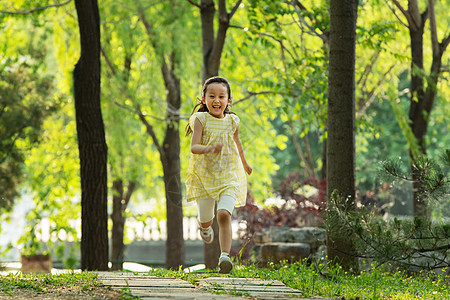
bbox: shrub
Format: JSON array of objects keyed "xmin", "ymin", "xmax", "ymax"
[{"xmin": 233, "ymin": 175, "xmax": 326, "ymax": 260}]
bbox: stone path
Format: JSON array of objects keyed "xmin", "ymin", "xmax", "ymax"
[{"xmin": 98, "ymin": 272, "xmax": 333, "ymax": 299}]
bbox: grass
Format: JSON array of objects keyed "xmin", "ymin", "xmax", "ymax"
[
  {"xmin": 1, "ymin": 261, "xmax": 447, "ymax": 299},
  {"xmin": 0, "ymin": 271, "xmax": 114, "ymax": 297},
  {"xmin": 147, "ymin": 260, "xmax": 450, "ymax": 300},
  {"xmin": 232, "ymin": 261, "xmax": 449, "ymax": 300}
]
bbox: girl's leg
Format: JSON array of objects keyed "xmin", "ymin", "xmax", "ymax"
[
  {"xmin": 199, "ymin": 219, "xmax": 213, "ymax": 229},
  {"xmin": 217, "ymin": 209, "xmax": 232, "ymax": 253},
  {"xmin": 217, "ymin": 195, "xmax": 235, "ymax": 274},
  {"xmin": 196, "ymin": 198, "xmax": 215, "ymax": 227},
  {"xmin": 196, "ymin": 198, "xmax": 215, "ymax": 244},
  {"xmin": 216, "ymin": 195, "xmax": 236, "ymax": 254}
]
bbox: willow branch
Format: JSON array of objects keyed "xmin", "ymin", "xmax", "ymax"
[
  {"xmin": 291, "ymin": 0, "xmax": 328, "ymax": 43},
  {"xmin": 233, "ymin": 91, "xmax": 277, "ymax": 105},
  {"xmin": 0, "ymin": 0, "xmax": 72, "ymax": 14},
  {"xmin": 137, "ymin": 105, "xmax": 164, "ymax": 158},
  {"xmin": 384, "ymin": 0, "xmax": 409, "ymax": 28},
  {"xmin": 229, "ymin": 0, "xmax": 242, "ymax": 19},
  {"xmin": 186, "ymin": 0, "xmax": 200, "ymax": 8}
]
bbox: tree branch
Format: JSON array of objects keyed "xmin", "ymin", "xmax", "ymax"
[
  {"xmin": 291, "ymin": 0, "xmax": 328, "ymax": 44},
  {"xmin": 112, "ymin": 100, "xmax": 166, "ymax": 122},
  {"xmin": 288, "ymin": 119, "xmax": 310, "ymax": 177},
  {"xmin": 0, "ymin": 0, "xmax": 72, "ymax": 14},
  {"xmin": 137, "ymin": 105, "xmax": 164, "ymax": 158},
  {"xmin": 357, "ymin": 50, "xmax": 380, "ymax": 88},
  {"xmin": 384, "ymin": 0, "xmax": 409, "ymax": 28},
  {"xmin": 229, "ymin": 0, "xmax": 242, "ymax": 19},
  {"xmin": 233, "ymin": 90, "xmax": 277, "ymax": 105},
  {"xmin": 101, "ymin": 47, "xmax": 117, "ymax": 76},
  {"xmin": 186, "ymin": 0, "xmax": 200, "ymax": 8},
  {"xmin": 123, "ymin": 181, "xmax": 137, "ymax": 209},
  {"xmin": 440, "ymin": 34, "xmax": 450, "ymax": 54},
  {"xmin": 357, "ymin": 64, "xmax": 396, "ymax": 118},
  {"xmin": 415, "ymin": 244, "xmax": 450, "ymax": 253}
]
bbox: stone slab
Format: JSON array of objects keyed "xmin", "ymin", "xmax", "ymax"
[
  {"xmin": 98, "ymin": 273, "xmax": 335, "ymax": 299},
  {"xmin": 198, "ymin": 277, "xmax": 304, "ymax": 298}
]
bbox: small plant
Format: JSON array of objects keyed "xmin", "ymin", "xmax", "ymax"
[
  {"xmin": 120, "ymin": 279, "xmax": 140, "ymax": 299},
  {"xmin": 326, "ymin": 151, "xmax": 449, "ymax": 272}
]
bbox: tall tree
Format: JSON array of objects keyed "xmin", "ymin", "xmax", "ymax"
[
  {"xmin": 73, "ymin": 0, "xmax": 108, "ymax": 271},
  {"xmin": 134, "ymin": 0, "xmax": 185, "ymax": 269},
  {"xmin": 389, "ymin": 0, "xmax": 450, "ymax": 216},
  {"xmin": 326, "ymin": 0, "xmax": 358, "ymax": 270},
  {"xmin": 189, "ymin": 0, "xmax": 242, "ymax": 270}
]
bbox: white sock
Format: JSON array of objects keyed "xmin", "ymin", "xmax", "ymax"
[{"xmin": 220, "ymin": 252, "xmax": 229, "ymax": 257}]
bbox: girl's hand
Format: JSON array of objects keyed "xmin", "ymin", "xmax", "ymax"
[
  {"xmin": 244, "ymin": 163, "xmax": 252, "ymax": 175},
  {"xmin": 208, "ymin": 143, "xmax": 223, "ymax": 154}
]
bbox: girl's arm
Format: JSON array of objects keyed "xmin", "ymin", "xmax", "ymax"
[
  {"xmin": 233, "ymin": 125, "xmax": 252, "ymax": 175},
  {"xmin": 191, "ymin": 118, "xmax": 223, "ymax": 154}
]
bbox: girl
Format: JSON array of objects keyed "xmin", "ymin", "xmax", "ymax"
[{"xmin": 185, "ymin": 76, "xmax": 252, "ymax": 274}]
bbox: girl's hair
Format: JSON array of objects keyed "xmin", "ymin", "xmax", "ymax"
[{"xmin": 185, "ymin": 76, "xmax": 235, "ymax": 136}]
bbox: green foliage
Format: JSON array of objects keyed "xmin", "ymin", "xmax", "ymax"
[
  {"xmin": 327, "ymin": 151, "xmax": 449, "ymax": 271},
  {"xmin": 380, "ymin": 151, "xmax": 449, "ymax": 210},
  {"xmin": 386, "ymin": 85, "xmax": 422, "ymax": 160},
  {"xmin": 12, "ymin": 103, "xmax": 81, "ymax": 261},
  {"xmin": 0, "ymin": 52, "xmax": 58, "ymax": 211}
]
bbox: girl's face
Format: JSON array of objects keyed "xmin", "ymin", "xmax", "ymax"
[{"xmin": 202, "ymin": 82, "xmax": 231, "ymax": 118}]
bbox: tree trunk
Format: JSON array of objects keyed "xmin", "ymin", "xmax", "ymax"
[
  {"xmin": 162, "ymin": 65, "xmax": 185, "ymax": 270},
  {"xmin": 326, "ymin": 0, "xmax": 358, "ymax": 271},
  {"xmin": 407, "ymin": 8, "xmax": 428, "ymax": 216},
  {"xmin": 111, "ymin": 179, "xmax": 136, "ymax": 271},
  {"xmin": 320, "ymin": 138, "xmax": 327, "ymax": 180},
  {"xmin": 111, "ymin": 179, "xmax": 124, "ymax": 271},
  {"xmin": 73, "ymin": 0, "xmax": 108, "ymax": 271},
  {"xmin": 404, "ymin": 0, "xmax": 448, "ymax": 217}
]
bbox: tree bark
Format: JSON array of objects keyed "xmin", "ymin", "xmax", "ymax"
[
  {"xmin": 73, "ymin": 0, "xmax": 108, "ymax": 271},
  {"xmin": 326, "ymin": 0, "xmax": 358, "ymax": 271},
  {"xmin": 408, "ymin": 16, "xmax": 428, "ymax": 217},
  {"xmin": 161, "ymin": 62, "xmax": 185, "ymax": 269},
  {"xmin": 111, "ymin": 179, "xmax": 136, "ymax": 271}
]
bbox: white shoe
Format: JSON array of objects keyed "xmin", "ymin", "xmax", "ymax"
[
  {"xmin": 218, "ymin": 255, "xmax": 233, "ymax": 274},
  {"xmin": 199, "ymin": 226, "xmax": 214, "ymax": 244}
]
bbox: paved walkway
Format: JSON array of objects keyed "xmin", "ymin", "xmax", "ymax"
[{"xmin": 98, "ymin": 272, "xmax": 333, "ymax": 299}]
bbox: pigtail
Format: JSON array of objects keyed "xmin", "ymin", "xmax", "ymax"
[{"xmin": 185, "ymin": 99, "xmax": 208, "ymax": 137}]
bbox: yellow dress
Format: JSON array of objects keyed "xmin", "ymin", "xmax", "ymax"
[{"xmin": 186, "ymin": 112, "xmax": 247, "ymax": 206}]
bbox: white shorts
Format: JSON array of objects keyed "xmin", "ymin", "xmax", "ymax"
[{"xmin": 196, "ymin": 195, "xmax": 236, "ymax": 223}]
